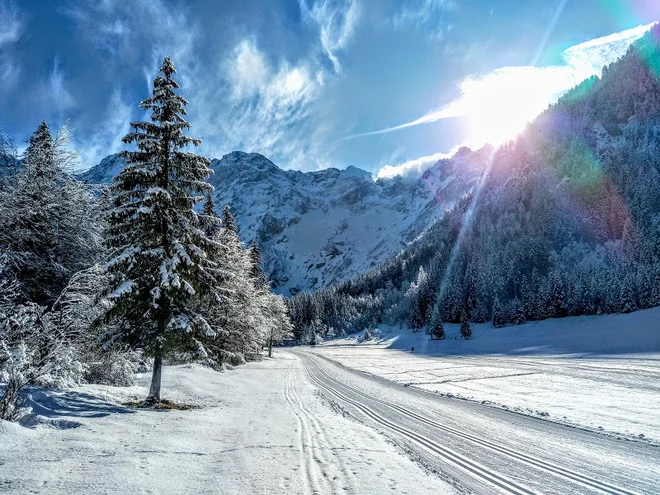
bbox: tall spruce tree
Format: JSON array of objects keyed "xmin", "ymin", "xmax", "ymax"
[{"xmin": 102, "ymin": 57, "xmax": 219, "ymax": 406}]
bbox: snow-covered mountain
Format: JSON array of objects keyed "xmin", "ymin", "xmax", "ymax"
[{"xmin": 80, "ymin": 147, "xmax": 491, "ymax": 295}]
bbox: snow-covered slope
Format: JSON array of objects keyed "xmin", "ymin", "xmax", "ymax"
[
  {"xmin": 78, "ymin": 154, "xmax": 125, "ymax": 184},
  {"xmin": 79, "ymin": 147, "xmax": 491, "ymax": 295},
  {"xmin": 315, "ymin": 307, "xmax": 660, "ymax": 443}
]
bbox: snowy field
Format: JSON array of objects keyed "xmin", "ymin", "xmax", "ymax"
[
  {"xmin": 0, "ymin": 352, "xmax": 457, "ymax": 495},
  {"xmin": 313, "ymin": 307, "xmax": 660, "ymax": 444}
]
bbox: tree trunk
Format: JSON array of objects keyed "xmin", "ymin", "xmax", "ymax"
[
  {"xmin": 268, "ymin": 331, "xmax": 273, "ymax": 358},
  {"xmin": 144, "ymin": 316, "xmax": 165, "ymax": 407}
]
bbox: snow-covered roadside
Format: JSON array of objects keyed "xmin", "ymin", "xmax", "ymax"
[
  {"xmin": 313, "ymin": 307, "xmax": 660, "ymax": 444},
  {"xmin": 0, "ymin": 352, "xmax": 457, "ymax": 494}
]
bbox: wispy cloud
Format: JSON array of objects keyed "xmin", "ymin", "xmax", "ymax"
[
  {"xmin": 79, "ymin": 88, "xmax": 132, "ymax": 168},
  {"xmin": 563, "ymin": 22, "xmax": 654, "ymax": 80},
  {"xmin": 390, "ymin": 0, "xmax": 457, "ymax": 39},
  {"xmin": 350, "ymin": 23, "xmax": 655, "ymax": 146},
  {"xmin": 203, "ymin": 39, "xmax": 325, "ymax": 169},
  {"xmin": 47, "ymin": 58, "xmax": 76, "ymax": 114},
  {"xmin": 65, "ymin": 0, "xmax": 346, "ymax": 171},
  {"xmin": 299, "ymin": 0, "xmax": 361, "ymax": 73},
  {"xmin": 64, "ymin": 0, "xmax": 199, "ymax": 83},
  {"xmin": 64, "ymin": 0, "xmax": 200, "ymax": 164},
  {"xmin": 0, "ymin": 4, "xmax": 24, "ymax": 89}
]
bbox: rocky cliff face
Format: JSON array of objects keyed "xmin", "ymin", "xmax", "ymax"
[{"xmin": 80, "ymin": 147, "xmax": 490, "ymax": 295}]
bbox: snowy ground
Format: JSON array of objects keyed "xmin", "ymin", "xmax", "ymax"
[
  {"xmin": 0, "ymin": 353, "xmax": 456, "ymax": 495},
  {"xmin": 313, "ymin": 307, "xmax": 660, "ymax": 445}
]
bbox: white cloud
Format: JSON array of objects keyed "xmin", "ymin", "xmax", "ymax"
[
  {"xmin": 563, "ymin": 23, "xmax": 654, "ymax": 81},
  {"xmin": 376, "ymin": 148, "xmax": 457, "ymax": 179},
  {"xmin": 0, "ymin": 4, "xmax": 23, "ymax": 89},
  {"xmin": 299, "ymin": 0, "xmax": 360, "ymax": 73},
  {"xmin": 228, "ymin": 40, "xmax": 271, "ymax": 100},
  {"xmin": 206, "ymin": 39, "xmax": 325, "ymax": 169},
  {"xmin": 0, "ymin": 7, "xmax": 22, "ymax": 46},
  {"xmin": 352, "ymin": 23, "xmax": 655, "ymax": 148},
  {"xmin": 48, "ymin": 59, "xmax": 76, "ymax": 113},
  {"xmin": 78, "ymin": 88, "xmax": 132, "ymax": 167}
]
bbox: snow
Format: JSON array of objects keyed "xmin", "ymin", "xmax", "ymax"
[
  {"xmin": 108, "ymin": 280, "xmax": 135, "ymax": 299},
  {"xmin": 0, "ymin": 353, "xmax": 457, "ymax": 494},
  {"xmin": 313, "ymin": 307, "xmax": 660, "ymax": 444},
  {"xmin": 81, "ymin": 148, "xmax": 491, "ymax": 296}
]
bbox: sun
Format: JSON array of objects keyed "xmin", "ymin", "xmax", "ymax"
[{"xmin": 461, "ymin": 66, "xmax": 574, "ymax": 148}]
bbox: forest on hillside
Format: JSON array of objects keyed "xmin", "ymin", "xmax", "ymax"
[{"xmin": 288, "ymin": 24, "xmax": 660, "ymax": 343}]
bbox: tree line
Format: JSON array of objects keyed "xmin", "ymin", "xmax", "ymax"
[{"xmin": 0, "ymin": 57, "xmax": 291, "ymax": 417}]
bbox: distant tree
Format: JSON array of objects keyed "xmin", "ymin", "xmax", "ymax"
[
  {"xmin": 510, "ymin": 297, "xmax": 526, "ymax": 325},
  {"xmin": 428, "ymin": 302, "xmax": 445, "ymax": 340},
  {"xmin": 201, "ymin": 191, "xmax": 221, "ymax": 238},
  {"xmin": 460, "ymin": 309, "xmax": 472, "ymax": 340},
  {"xmin": 222, "ymin": 205, "xmax": 238, "ymax": 234},
  {"xmin": 249, "ymin": 240, "xmax": 269, "ymax": 289},
  {"xmin": 621, "ymin": 273, "xmax": 638, "ymax": 313},
  {"xmin": 492, "ymin": 296, "xmax": 505, "ymax": 328},
  {"xmin": 546, "ymin": 270, "xmax": 567, "ymax": 318}
]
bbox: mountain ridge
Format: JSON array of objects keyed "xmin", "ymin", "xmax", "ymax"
[{"xmin": 80, "ymin": 147, "xmax": 492, "ymax": 295}]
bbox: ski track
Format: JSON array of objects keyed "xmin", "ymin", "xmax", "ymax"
[
  {"xmin": 283, "ymin": 363, "xmax": 354, "ymax": 494},
  {"xmin": 294, "ymin": 351, "xmax": 644, "ymax": 495}
]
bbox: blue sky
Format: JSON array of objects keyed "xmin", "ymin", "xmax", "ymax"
[{"xmin": 1, "ymin": 1, "xmax": 659, "ymax": 176}]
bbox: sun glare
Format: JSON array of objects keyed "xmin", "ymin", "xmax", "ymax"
[{"xmin": 462, "ymin": 66, "xmax": 574, "ymax": 147}]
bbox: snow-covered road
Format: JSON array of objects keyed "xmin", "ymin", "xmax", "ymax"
[
  {"xmin": 0, "ymin": 353, "xmax": 455, "ymax": 494},
  {"xmin": 3, "ymin": 347, "xmax": 659, "ymax": 494},
  {"xmin": 294, "ymin": 349, "xmax": 660, "ymax": 494}
]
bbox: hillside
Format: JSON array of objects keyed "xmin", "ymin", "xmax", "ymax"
[{"xmin": 288, "ymin": 23, "xmax": 660, "ymax": 340}]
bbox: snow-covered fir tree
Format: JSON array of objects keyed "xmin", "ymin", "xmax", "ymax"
[
  {"xmin": 460, "ymin": 309, "xmax": 471, "ymax": 340},
  {"xmin": 428, "ymin": 302, "xmax": 445, "ymax": 340},
  {"xmin": 101, "ymin": 57, "xmax": 220, "ymax": 406}
]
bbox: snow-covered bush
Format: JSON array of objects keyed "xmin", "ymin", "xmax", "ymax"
[
  {"xmin": 0, "ymin": 304, "xmax": 86, "ymax": 420},
  {"xmin": 84, "ymin": 351, "xmax": 137, "ymax": 387}
]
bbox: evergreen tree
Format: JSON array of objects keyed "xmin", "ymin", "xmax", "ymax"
[
  {"xmin": 223, "ymin": 205, "xmax": 238, "ymax": 235},
  {"xmin": 201, "ymin": 191, "xmax": 221, "ymax": 238},
  {"xmin": 249, "ymin": 240, "xmax": 269, "ymax": 289},
  {"xmin": 492, "ymin": 296, "xmax": 505, "ymax": 328},
  {"xmin": 510, "ymin": 297, "xmax": 526, "ymax": 325},
  {"xmin": 460, "ymin": 309, "xmax": 472, "ymax": 340},
  {"xmin": 101, "ymin": 57, "xmax": 219, "ymax": 406},
  {"xmin": 0, "ymin": 122, "xmax": 102, "ymax": 304},
  {"xmin": 546, "ymin": 271, "xmax": 567, "ymax": 318},
  {"xmin": 621, "ymin": 273, "xmax": 638, "ymax": 313},
  {"xmin": 428, "ymin": 302, "xmax": 445, "ymax": 340}
]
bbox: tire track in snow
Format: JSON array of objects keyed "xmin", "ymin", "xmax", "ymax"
[
  {"xmin": 288, "ymin": 359, "xmax": 356, "ymax": 493},
  {"xmin": 283, "ymin": 369, "xmax": 319, "ymax": 494},
  {"xmin": 298, "ymin": 352, "xmax": 640, "ymax": 495},
  {"xmin": 284, "ymin": 366, "xmax": 353, "ymax": 494},
  {"xmin": 298, "ymin": 355, "xmax": 536, "ymax": 495}
]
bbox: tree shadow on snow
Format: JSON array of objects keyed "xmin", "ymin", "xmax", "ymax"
[{"xmin": 13, "ymin": 386, "xmax": 136, "ymax": 429}]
